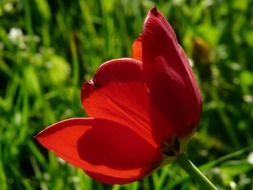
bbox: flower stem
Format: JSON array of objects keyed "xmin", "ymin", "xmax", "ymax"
[{"xmin": 176, "ymin": 153, "xmax": 217, "ymax": 190}]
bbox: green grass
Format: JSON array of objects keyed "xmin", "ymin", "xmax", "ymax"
[{"xmin": 0, "ymin": 0, "xmax": 253, "ymax": 189}]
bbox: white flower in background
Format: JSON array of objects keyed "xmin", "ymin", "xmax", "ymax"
[
  {"xmin": 8, "ymin": 28, "xmax": 23, "ymax": 43},
  {"xmin": 8, "ymin": 27, "xmax": 27, "ymax": 49},
  {"xmin": 188, "ymin": 58, "xmax": 194, "ymax": 67},
  {"xmin": 8, "ymin": 27, "xmax": 41, "ymax": 50},
  {"xmin": 243, "ymin": 95, "xmax": 253, "ymax": 103},
  {"xmin": 248, "ymin": 152, "xmax": 253, "ymax": 165}
]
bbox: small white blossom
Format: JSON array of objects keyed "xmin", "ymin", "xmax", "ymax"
[
  {"xmin": 247, "ymin": 152, "xmax": 253, "ymax": 165},
  {"xmin": 8, "ymin": 28, "xmax": 24, "ymax": 43}
]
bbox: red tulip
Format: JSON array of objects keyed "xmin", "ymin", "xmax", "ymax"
[{"xmin": 36, "ymin": 8, "xmax": 202, "ymax": 184}]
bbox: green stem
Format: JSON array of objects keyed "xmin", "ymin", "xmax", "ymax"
[{"xmin": 176, "ymin": 154, "xmax": 217, "ymax": 190}]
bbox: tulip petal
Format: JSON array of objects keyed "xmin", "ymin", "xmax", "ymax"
[
  {"xmin": 142, "ymin": 8, "xmax": 202, "ymax": 137},
  {"xmin": 35, "ymin": 118, "xmax": 161, "ymax": 184},
  {"xmin": 85, "ymin": 171, "xmax": 141, "ymax": 184},
  {"xmin": 132, "ymin": 34, "xmax": 142, "ymax": 61},
  {"xmin": 81, "ymin": 58, "xmax": 174, "ymax": 144}
]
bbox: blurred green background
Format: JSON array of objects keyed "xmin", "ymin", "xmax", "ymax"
[{"xmin": 0, "ymin": 0, "xmax": 253, "ymax": 189}]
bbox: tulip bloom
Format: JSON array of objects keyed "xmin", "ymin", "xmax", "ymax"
[{"xmin": 36, "ymin": 8, "xmax": 202, "ymax": 184}]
